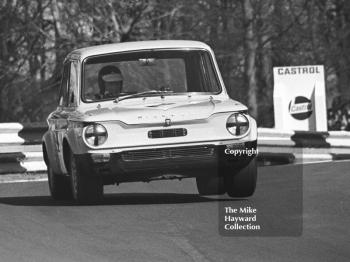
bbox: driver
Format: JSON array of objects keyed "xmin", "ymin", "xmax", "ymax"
[{"xmin": 97, "ymin": 65, "xmax": 123, "ymax": 99}]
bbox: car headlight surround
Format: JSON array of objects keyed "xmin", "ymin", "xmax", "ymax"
[
  {"xmin": 226, "ymin": 113, "xmax": 250, "ymax": 136},
  {"xmin": 83, "ymin": 123, "xmax": 108, "ymax": 147}
]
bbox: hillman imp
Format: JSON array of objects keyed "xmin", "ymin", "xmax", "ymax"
[{"xmin": 42, "ymin": 40, "xmax": 258, "ymax": 203}]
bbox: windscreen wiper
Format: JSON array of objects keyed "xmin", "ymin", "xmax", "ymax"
[{"xmin": 114, "ymin": 90, "xmax": 173, "ymax": 103}]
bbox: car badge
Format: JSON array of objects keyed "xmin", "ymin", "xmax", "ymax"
[{"xmin": 165, "ymin": 118, "xmax": 171, "ymax": 127}]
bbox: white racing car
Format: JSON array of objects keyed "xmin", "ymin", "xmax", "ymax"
[{"xmin": 42, "ymin": 40, "xmax": 258, "ymax": 203}]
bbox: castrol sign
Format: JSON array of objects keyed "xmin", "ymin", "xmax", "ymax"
[
  {"xmin": 289, "ymin": 96, "xmax": 313, "ymax": 120},
  {"xmin": 273, "ymin": 65, "xmax": 327, "ymax": 131}
]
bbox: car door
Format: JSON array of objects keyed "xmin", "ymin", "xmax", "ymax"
[{"xmin": 47, "ymin": 61, "xmax": 71, "ymax": 173}]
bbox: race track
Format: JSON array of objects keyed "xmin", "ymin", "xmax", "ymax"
[{"xmin": 0, "ymin": 161, "xmax": 349, "ymax": 262}]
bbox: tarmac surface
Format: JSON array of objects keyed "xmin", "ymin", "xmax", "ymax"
[{"xmin": 0, "ymin": 161, "xmax": 349, "ymax": 261}]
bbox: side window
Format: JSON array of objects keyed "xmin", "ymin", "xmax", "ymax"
[
  {"xmin": 58, "ymin": 62, "xmax": 70, "ymax": 107},
  {"xmin": 68, "ymin": 61, "xmax": 78, "ymax": 106},
  {"xmin": 203, "ymin": 53, "xmax": 220, "ymax": 92}
]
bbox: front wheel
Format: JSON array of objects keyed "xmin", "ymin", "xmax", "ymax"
[
  {"xmin": 196, "ymin": 174, "xmax": 225, "ymax": 195},
  {"xmin": 47, "ymin": 163, "xmax": 72, "ymax": 200},
  {"xmin": 68, "ymin": 151, "xmax": 103, "ymax": 204},
  {"xmin": 224, "ymin": 158, "xmax": 257, "ymax": 198}
]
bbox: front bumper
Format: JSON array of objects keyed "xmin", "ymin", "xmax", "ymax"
[{"xmin": 75, "ymin": 140, "xmax": 257, "ymax": 183}]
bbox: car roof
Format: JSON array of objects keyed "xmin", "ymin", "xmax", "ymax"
[{"xmin": 66, "ymin": 40, "xmax": 212, "ymax": 61}]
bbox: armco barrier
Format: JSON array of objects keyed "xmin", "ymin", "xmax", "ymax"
[
  {"xmin": 258, "ymin": 128, "xmax": 350, "ymax": 163},
  {"xmin": 0, "ymin": 122, "xmax": 47, "ymax": 146},
  {"xmin": 0, "ymin": 123, "xmax": 350, "ymax": 174},
  {"xmin": 0, "ymin": 123, "xmax": 47, "ymax": 174}
]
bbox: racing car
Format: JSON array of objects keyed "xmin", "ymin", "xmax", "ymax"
[{"xmin": 42, "ymin": 40, "xmax": 258, "ymax": 203}]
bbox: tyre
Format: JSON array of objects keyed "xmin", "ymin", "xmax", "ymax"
[
  {"xmin": 68, "ymin": 151, "xmax": 103, "ymax": 204},
  {"xmin": 196, "ymin": 175, "xmax": 226, "ymax": 195},
  {"xmin": 47, "ymin": 163, "xmax": 72, "ymax": 200},
  {"xmin": 224, "ymin": 158, "xmax": 257, "ymax": 198}
]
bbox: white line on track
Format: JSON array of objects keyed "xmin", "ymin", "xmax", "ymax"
[
  {"xmin": 171, "ymin": 236, "xmax": 211, "ymax": 262},
  {"xmin": 1, "ymin": 159, "xmax": 349, "ymax": 184},
  {"xmin": 0, "ymin": 177, "xmax": 47, "ymax": 184},
  {"xmin": 289, "ymin": 159, "xmax": 350, "ymax": 166},
  {"xmin": 0, "ymin": 173, "xmax": 47, "ymax": 184}
]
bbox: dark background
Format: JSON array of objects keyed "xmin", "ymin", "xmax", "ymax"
[{"xmin": 1, "ymin": 0, "xmax": 350, "ymax": 127}]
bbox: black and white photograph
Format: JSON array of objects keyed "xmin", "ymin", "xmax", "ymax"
[{"xmin": 0, "ymin": 0, "xmax": 349, "ymax": 261}]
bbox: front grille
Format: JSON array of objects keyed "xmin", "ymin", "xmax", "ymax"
[
  {"xmin": 121, "ymin": 146, "xmax": 214, "ymax": 162},
  {"xmin": 148, "ymin": 128, "xmax": 187, "ymax": 139}
]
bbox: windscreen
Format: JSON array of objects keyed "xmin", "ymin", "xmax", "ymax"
[{"xmin": 82, "ymin": 49, "xmax": 221, "ymax": 102}]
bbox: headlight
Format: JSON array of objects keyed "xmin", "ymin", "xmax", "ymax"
[
  {"xmin": 226, "ymin": 113, "xmax": 249, "ymax": 136},
  {"xmin": 84, "ymin": 123, "xmax": 108, "ymax": 146}
]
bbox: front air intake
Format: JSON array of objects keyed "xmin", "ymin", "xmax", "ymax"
[
  {"xmin": 121, "ymin": 146, "xmax": 214, "ymax": 161},
  {"xmin": 148, "ymin": 128, "xmax": 187, "ymax": 139}
]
